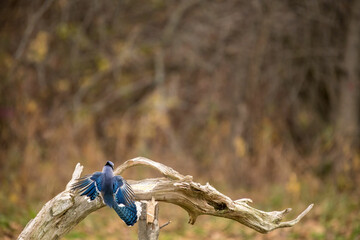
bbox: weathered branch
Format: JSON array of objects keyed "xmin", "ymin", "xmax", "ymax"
[
  {"xmin": 138, "ymin": 199, "xmax": 160, "ymax": 240},
  {"xmin": 18, "ymin": 157, "xmax": 313, "ymax": 239}
]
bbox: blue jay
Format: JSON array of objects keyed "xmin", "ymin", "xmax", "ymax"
[{"xmin": 71, "ymin": 161, "xmax": 141, "ymax": 226}]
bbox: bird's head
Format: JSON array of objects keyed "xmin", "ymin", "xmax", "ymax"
[{"xmin": 105, "ymin": 161, "xmax": 114, "ymax": 170}]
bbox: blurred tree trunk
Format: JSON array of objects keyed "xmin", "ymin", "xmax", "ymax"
[{"xmin": 336, "ymin": 0, "xmax": 360, "ymax": 150}]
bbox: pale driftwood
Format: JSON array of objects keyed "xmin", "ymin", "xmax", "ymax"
[
  {"xmin": 138, "ymin": 199, "xmax": 160, "ymax": 240},
  {"xmin": 18, "ymin": 157, "xmax": 313, "ymax": 239}
]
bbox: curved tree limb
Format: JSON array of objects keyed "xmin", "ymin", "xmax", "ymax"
[{"xmin": 18, "ymin": 157, "xmax": 313, "ymax": 239}]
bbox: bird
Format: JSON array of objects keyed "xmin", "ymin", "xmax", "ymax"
[{"xmin": 71, "ymin": 161, "xmax": 141, "ymax": 226}]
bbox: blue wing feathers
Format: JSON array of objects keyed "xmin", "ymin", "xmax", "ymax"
[
  {"xmin": 72, "ymin": 177, "xmax": 91, "ymax": 189},
  {"xmin": 90, "ymin": 191, "xmax": 99, "ymax": 200},
  {"xmin": 81, "ymin": 185, "xmax": 95, "ymax": 196},
  {"xmin": 72, "ymin": 168, "xmax": 140, "ymax": 226},
  {"xmin": 71, "ymin": 172, "xmax": 102, "ymax": 201},
  {"xmin": 113, "ymin": 176, "xmax": 135, "ymax": 206},
  {"xmin": 112, "ymin": 176, "xmax": 140, "ymax": 226}
]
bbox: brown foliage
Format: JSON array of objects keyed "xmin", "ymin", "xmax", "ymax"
[{"xmin": 0, "ymin": 0, "xmax": 359, "ymax": 217}]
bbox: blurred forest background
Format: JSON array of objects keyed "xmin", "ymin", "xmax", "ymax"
[{"xmin": 1, "ymin": 0, "xmax": 360, "ymax": 239}]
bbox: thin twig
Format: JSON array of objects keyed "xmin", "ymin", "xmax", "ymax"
[{"xmin": 159, "ymin": 221, "xmax": 171, "ymax": 229}]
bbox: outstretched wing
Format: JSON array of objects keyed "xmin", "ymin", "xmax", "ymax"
[
  {"xmin": 71, "ymin": 172, "xmax": 103, "ymax": 201},
  {"xmin": 113, "ymin": 176, "xmax": 135, "ymax": 206}
]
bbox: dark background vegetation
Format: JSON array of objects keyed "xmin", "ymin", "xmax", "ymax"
[{"xmin": 1, "ymin": 0, "xmax": 359, "ymax": 239}]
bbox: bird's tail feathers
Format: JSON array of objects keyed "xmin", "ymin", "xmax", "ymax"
[{"xmin": 113, "ymin": 201, "xmax": 142, "ymax": 226}]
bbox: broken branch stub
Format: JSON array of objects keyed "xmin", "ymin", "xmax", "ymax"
[{"xmin": 18, "ymin": 157, "xmax": 313, "ymax": 239}]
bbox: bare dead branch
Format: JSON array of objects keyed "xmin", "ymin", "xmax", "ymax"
[
  {"xmin": 73, "ymin": 26, "xmax": 141, "ymax": 108},
  {"xmin": 15, "ymin": 0, "xmax": 56, "ymax": 60},
  {"xmin": 18, "ymin": 157, "xmax": 313, "ymax": 239},
  {"xmin": 159, "ymin": 221, "xmax": 171, "ymax": 229},
  {"xmin": 114, "ymin": 157, "xmax": 186, "ymax": 180},
  {"xmin": 162, "ymin": 0, "xmax": 203, "ymax": 45},
  {"xmin": 138, "ymin": 199, "xmax": 160, "ymax": 240}
]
